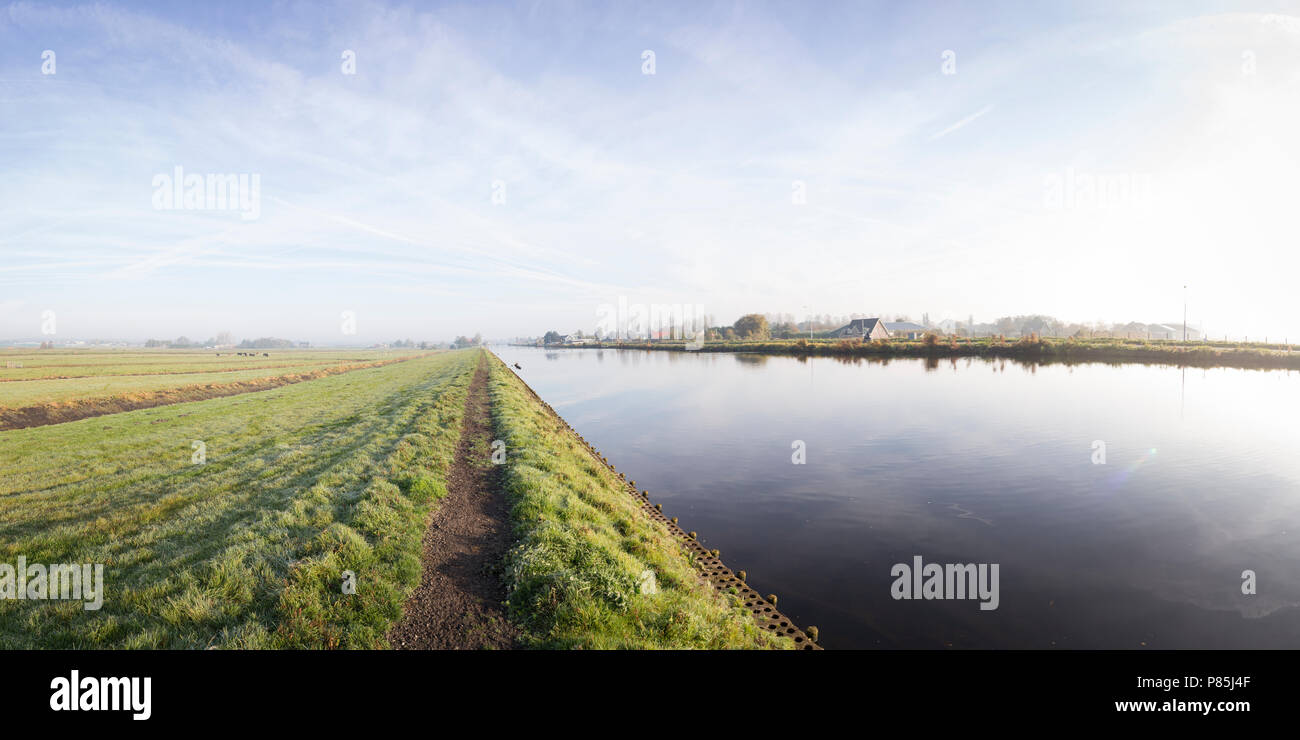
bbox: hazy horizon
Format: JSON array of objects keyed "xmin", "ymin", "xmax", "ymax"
[
  {"xmin": 3, "ymin": 1, "xmax": 1297, "ymax": 343},
  {"xmin": 0, "ymin": 306, "xmax": 1217, "ymax": 347}
]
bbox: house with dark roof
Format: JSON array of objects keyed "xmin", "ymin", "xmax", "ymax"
[{"xmin": 832, "ymin": 318, "xmax": 891, "ymax": 341}]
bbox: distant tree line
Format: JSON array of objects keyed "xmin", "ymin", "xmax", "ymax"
[
  {"xmin": 536, "ymin": 311, "xmax": 1205, "ymax": 345},
  {"xmin": 452, "ymin": 334, "xmax": 483, "ymax": 348},
  {"xmin": 238, "ymin": 337, "xmax": 299, "ymax": 349},
  {"xmin": 141, "ymin": 334, "xmax": 310, "ymax": 349},
  {"xmin": 145, "ymin": 336, "xmax": 215, "ymax": 348},
  {"xmin": 703, "ymin": 313, "xmax": 1190, "ymax": 341}
]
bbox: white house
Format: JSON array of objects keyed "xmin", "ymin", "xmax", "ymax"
[
  {"xmin": 1149, "ymin": 324, "xmax": 1200, "ymax": 341},
  {"xmin": 883, "ymin": 321, "xmax": 927, "ymax": 340}
]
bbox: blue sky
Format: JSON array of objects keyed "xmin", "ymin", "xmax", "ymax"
[{"xmin": 1, "ymin": 1, "xmax": 1298, "ymax": 343}]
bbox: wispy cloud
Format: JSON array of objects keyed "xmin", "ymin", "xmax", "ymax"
[
  {"xmin": 929, "ymin": 104, "xmax": 995, "ymax": 140},
  {"xmin": 0, "ymin": 3, "xmax": 1297, "ymax": 341}
]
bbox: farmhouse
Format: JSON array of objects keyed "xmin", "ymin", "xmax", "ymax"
[
  {"xmin": 832, "ymin": 318, "xmax": 891, "ymax": 341},
  {"xmin": 1153, "ymin": 323, "xmax": 1200, "ymax": 341},
  {"xmin": 884, "ymin": 321, "xmax": 927, "ymax": 340},
  {"xmin": 1076, "ymin": 323, "xmax": 1202, "ymax": 341}
]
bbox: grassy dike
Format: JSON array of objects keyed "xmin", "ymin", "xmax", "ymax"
[
  {"xmin": 264, "ymin": 356, "xmax": 471, "ymax": 649},
  {"xmin": 3, "ymin": 348, "xmax": 802, "ymax": 649},
  {"xmin": 485, "ymin": 353, "xmax": 790, "ymax": 649}
]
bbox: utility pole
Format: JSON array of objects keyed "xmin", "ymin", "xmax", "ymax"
[{"xmin": 1183, "ymin": 285, "xmax": 1187, "ymax": 342}]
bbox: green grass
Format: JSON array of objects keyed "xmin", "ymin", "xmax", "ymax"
[
  {"xmin": 0, "ymin": 348, "xmax": 412, "ymax": 379},
  {"xmin": 2, "ymin": 347, "xmax": 786, "ymax": 649},
  {"xmin": 0, "ymin": 349, "xmax": 426, "ymax": 407},
  {"xmin": 0, "ymin": 350, "xmax": 477, "ymax": 648},
  {"xmin": 487, "ymin": 355, "xmax": 785, "ymax": 649}
]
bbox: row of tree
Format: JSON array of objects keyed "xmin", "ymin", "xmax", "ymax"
[
  {"xmin": 452, "ymin": 334, "xmax": 483, "ymax": 348},
  {"xmin": 538, "ymin": 312, "xmax": 1191, "ymax": 345},
  {"xmin": 142, "ymin": 334, "xmax": 307, "ymax": 348},
  {"xmin": 734, "ymin": 313, "xmax": 1182, "ymax": 340},
  {"xmin": 239, "ymin": 337, "xmax": 300, "ymax": 349},
  {"xmin": 145, "ymin": 337, "xmax": 217, "ymax": 348}
]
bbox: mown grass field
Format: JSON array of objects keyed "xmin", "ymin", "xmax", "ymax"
[
  {"xmin": 0, "ymin": 349, "xmax": 426, "ymax": 407},
  {"xmin": 0, "ymin": 350, "xmax": 474, "ymax": 648},
  {"xmin": 0, "ymin": 348, "xmax": 407, "ymax": 379},
  {"xmin": 488, "ymin": 357, "xmax": 784, "ymax": 649},
  {"xmin": 1, "ymin": 347, "xmax": 782, "ymax": 649}
]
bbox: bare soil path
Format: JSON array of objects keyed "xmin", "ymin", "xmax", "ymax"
[{"xmin": 388, "ymin": 355, "xmax": 519, "ymax": 649}]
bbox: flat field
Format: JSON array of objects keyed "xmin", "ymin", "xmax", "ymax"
[
  {"xmin": 0, "ymin": 348, "xmax": 789, "ymax": 649},
  {"xmin": 0, "ymin": 349, "xmax": 431, "ymax": 429},
  {"xmin": 0, "ymin": 350, "xmax": 475, "ymax": 648}
]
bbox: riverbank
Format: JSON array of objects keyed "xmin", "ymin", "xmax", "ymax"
[
  {"xmin": 533, "ymin": 336, "xmax": 1300, "ymax": 370},
  {"xmin": 1, "ymin": 348, "xmax": 813, "ymax": 649},
  {"xmin": 487, "ymin": 352, "xmax": 817, "ymax": 648}
]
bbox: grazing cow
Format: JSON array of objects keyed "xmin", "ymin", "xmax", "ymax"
[{"xmin": 263, "ymin": 353, "xmax": 269, "ymax": 357}]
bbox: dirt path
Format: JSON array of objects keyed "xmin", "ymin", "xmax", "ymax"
[{"xmin": 388, "ymin": 356, "xmax": 519, "ymax": 650}]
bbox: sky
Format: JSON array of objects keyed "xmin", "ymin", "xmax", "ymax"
[{"xmin": 1, "ymin": 0, "xmax": 1298, "ymax": 344}]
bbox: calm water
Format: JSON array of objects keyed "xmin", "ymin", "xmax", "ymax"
[{"xmin": 491, "ymin": 346, "xmax": 1300, "ymax": 649}]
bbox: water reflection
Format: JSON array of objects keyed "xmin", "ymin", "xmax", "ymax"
[{"xmin": 494, "ymin": 346, "xmax": 1300, "ymax": 649}]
